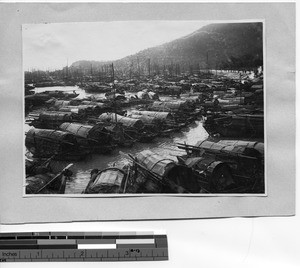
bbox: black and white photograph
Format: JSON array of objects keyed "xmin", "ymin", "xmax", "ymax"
[{"xmin": 23, "ymin": 20, "xmax": 264, "ymax": 195}]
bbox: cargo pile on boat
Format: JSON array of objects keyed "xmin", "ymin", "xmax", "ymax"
[{"xmin": 25, "ymin": 70, "xmax": 264, "ymax": 194}]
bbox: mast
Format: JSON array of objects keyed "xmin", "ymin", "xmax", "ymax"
[
  {"xmin": 66, "ymin": 58, "xmax": 69, "ymax": 80},
  {"xmin": 90, "ymin": 64, "xmax": 93, "ymax": 81},
  {"xmin": 148, "ymin": 58, "xmax": 151, "ymax": 78},
  {"xmin": 206, "ymin": 51, "xmax": 209, "ymax": 74},
  {"xmin": 215, "ymin": 53, "xmax": 218, "ymax": 77},
  {"xmin": 98, "ymin": 67, "xmax": 101, "ymax": 82},
  {"xmin": 129, "ymin": 60, "xmax": 133, "ymax": 80},
  {"xmin": 137, "ymin": 57, "xmax": 140, "ymax": 79},
  {"xmin": 111, "ymin": 63, "xmax": 117, "ymax": 123}
]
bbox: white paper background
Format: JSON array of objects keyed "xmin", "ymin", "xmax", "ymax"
[
  {"xmin": 0, "ymin": 1, "xmax": 299, "ymax": 267},
  {"xmin": 1, "ymin": 216, "xmax": 299, "ymax": 267},
  {"xmin": 0, "ymin": 2, "xmax": 296, "ymax": 224}
]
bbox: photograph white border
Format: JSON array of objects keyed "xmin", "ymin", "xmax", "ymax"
[{"xmin": 0, "ymin": 2, "xmax": 294, "ymax": 224}]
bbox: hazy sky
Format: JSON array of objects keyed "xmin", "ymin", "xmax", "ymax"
[{"xmin": 23, "ymin": 21, "xmax": 210, "ymax": 71}]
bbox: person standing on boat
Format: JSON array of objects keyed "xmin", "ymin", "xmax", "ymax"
[{"xmin": 213, "ymin": 97, "xmax": 220, "ymax": 111}]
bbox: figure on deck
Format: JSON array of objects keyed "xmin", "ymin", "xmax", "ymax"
[{"xmin": 213, "ymin": 97, "xmax": 220, "ymax": 111}]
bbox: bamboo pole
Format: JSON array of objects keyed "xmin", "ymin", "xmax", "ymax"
[
  {"xmin": 111, "ymin": 63, "xmax": 117, "ymax": 123},
  {"xmin": 35, "ymin": 164, "xmax": 73, "ymax": 194},
  {"xmin": 176, "ymin": 143, "xmax": 258, "ymax": 160},
  {"xmin": 121, "ymin": 152, "xmax": 190, "ymax": 193}
]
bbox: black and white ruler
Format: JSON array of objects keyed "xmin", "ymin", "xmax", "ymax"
[{"xmin": 0, "ymin": 231, "xmax": 168, "ymax": 262}]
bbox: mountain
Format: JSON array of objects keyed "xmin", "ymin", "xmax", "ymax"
[{"xmin": 70, "ymin": 22, "xmax": 263, "ymax": 74}]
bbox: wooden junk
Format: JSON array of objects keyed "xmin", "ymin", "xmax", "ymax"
[
  {"xmin": 84, "ymin": 168, "xmax": 127, "ymax": 194},
  {"xmin": 130, "ymin": 150, "xmax": 200, "ymax": 193},
  {"xmin": 128, "ymin": 110, "xmax": 181, "ymax": 134},
  {"xmin": 28, "ymin": 111, "xmax": 73, "ymax": 129},
  {"xmin": 59, "ymin": 122, "xmax": 116, "ymax": 154},
  {"xmin": 203, "ymin": 113, "xmax": 264, "ymax": 138},
  {"xmin": 98, "ymin": 113, "xmax": 144, "ymax": 130},
  {"xmin": 129, "ymin": 110, "xmax": 174, "ymax": 121},
  {"xmin": 26, "ymin": 163, "xmax": 73, "ymax": 195},
  {"xmin": 25, "ymin": 128, "xmax": 87, "ymax": 160},
  {"xmin": 149, "ymin": 100, "xmax": 192, "ymax": 113},
  {"xmin": 149, "ymin": 100, "xmax": 197, "ymax": 123},
  {"xmin": 98, "ymin": 113, "xmax": 157, "ymax": 143},
  {"xmin": 177, "ymin": 139, "xmax": 264, "ymax": 193}
]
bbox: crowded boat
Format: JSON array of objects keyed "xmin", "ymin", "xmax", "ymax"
[{"xmin": 25, "ymin": 69, "xmax": 264, "ymax": 194}]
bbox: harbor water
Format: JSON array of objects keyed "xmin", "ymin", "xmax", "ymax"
[{"xmin": 26, "ymin": 86, "xmax": 209, "ymax": 194}]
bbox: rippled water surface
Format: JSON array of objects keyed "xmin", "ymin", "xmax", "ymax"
[{"xmin": 65, "ymin": 119, "xmax": 208, "ymax": 194}]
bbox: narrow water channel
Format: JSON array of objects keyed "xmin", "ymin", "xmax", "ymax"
[{"xmin": 25, "ymin": 86, "xmax": 209, "ymax": 194}]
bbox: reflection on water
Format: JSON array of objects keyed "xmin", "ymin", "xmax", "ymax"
[
  {"xmin": 32, "ymin": 85, "xmax": 179, "ymax": 102},
  {"xmin": 65, "ymin": 120, "xmax": 208, "ymax": 194},
  {"xmin": 26, "ymin": 86, "xmax": 209, "ymax": 194}
]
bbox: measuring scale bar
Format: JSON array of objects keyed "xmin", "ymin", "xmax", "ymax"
[{"xmin": 0, "ymin": 232, "xmax": 168, "ymax": 262}]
